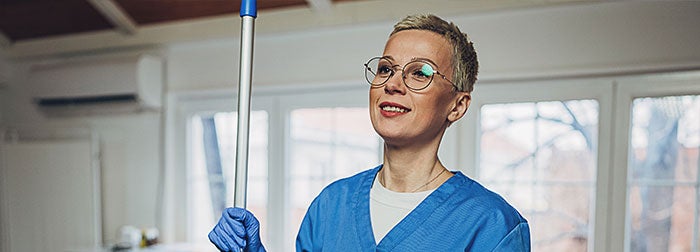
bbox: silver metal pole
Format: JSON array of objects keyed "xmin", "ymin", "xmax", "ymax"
[{"xmin": 234, "ymin": 15, "xmax": 255, "ymax": 208}]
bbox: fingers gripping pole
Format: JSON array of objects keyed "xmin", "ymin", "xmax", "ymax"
[{"xmin": 234, "ymin": 0, "xmax": 257, "ymax": 209}]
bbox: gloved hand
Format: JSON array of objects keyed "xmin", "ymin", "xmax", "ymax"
[{"xmin": 209, "ymin": 207, "xmax": 266, "ymax": 252}]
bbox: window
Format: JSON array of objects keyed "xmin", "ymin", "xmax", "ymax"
[
  {"xmin": 285, "ymin": 107, "xmax": 380, "ymax": 250},
  {"xmin": 462, "ymin": 79, "xmax": 613, "ymax": 251},
  {"xmin": 187, "ymin": 111, "xmax": 269, "ymax": 246},
  {"xmin": 171, "ymin": 71, "xmax": 700, "ymax": 252},
  {"xmin": 177, "ymin": 88, "xmax": 380, "ymax": 251},
  {"xmin": 626, "ymin": 95, "xmax": 700, "ymax": 251},
  {"xmin": 479, "ymin": 100, "xmax": 599, "ymax": 251}
]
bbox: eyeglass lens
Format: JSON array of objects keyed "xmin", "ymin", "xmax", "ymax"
[{"xmin": 364, "ymin": 57, "xmax": 436, "ymax": 90}]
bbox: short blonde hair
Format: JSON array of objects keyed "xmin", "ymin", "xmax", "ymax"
[{"xmin": 391, "ymin": 14, "xmax": 478, "ymax": 92}]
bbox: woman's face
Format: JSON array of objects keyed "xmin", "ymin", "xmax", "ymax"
[{"xmin": 369, "ymin": 29, "xmax": 470, "ymax": 147}]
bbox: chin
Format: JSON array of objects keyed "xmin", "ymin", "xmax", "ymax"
[{"xmin": 377, "ymin": 133, "xmax": 414, "ymax": 147}]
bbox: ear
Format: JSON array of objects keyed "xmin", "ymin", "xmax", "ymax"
[{"xmin": 447, "ymin": 92, "xmax": 471, "ymax": 124}]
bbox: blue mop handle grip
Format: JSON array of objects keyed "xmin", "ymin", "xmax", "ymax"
[{"xmin": 240, "ymin": 0, "xmax": 257, "ymax": 18}]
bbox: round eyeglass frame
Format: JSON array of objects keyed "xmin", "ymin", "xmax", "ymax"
[{"xmin": 363, "ymin": 56, "xmax": 457, "ymax": 91}]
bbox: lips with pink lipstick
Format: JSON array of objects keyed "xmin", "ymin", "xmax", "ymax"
[{"xmin": 379, "ymin": 101, "xmax": 411, "ymax": 117}]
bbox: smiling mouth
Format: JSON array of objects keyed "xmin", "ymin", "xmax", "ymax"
[
  {"xmin": 382, "ymin": 106, "xmax": 409, "ymax": 113},
  {"xmin": 379, "ymin": 102, "xmax": 411, "ymax": 114}
]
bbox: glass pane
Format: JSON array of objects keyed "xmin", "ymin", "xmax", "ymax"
[
  {"xmin": 532, "ymin": 185, "xmax": 592, "ymax": 251},
  {"xmin": 188, "ymin": 111, "xmax": 269, "ymax": 247},
  {"xmin": 630, "ymin": 96, "xmax": 700, "ymax": 182},
  {"xmin": 627, "ymin": 95, "xmax": 700, "ymax": 251},
  {"xmin": 480, "ymin": 103, "xmax": 537, "ymax": 181},
  {"xmin": 628, "ymin": 186, "xmax": 695, "ymax": 252},
  {"xmin": 479, "ymin": 99, "xmax": 599, "ymax": 252},
  {"xmin": 286, "ymin": 107, "xmax": 380, "ymax": 251},
  {"xmin": 486, "ymin": 184, "xmax": 535, "ymax": 212}
]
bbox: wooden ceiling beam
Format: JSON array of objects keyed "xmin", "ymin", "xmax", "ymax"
[
  {"xmin": 305, "ymin": 0, "xmax": 332, "ymax": 13},
  {"xmin": 87, "ymin": 0, "xmax": 138, "ymax": 35}
]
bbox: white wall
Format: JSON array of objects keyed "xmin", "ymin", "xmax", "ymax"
[
  {"xmin": 167, "ymin": 1, "xmax": 700, "ymax": 91},
  {"xmin": 1, "ymin": 61, "xmax": 163, "ymax": 246},
  {"xmin": 1, "ymin": 0, "xmax": 699, "ymax": 248}
]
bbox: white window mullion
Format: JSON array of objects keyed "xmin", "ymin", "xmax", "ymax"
[
  {"xmin": 609, "ymin": 80, "xmax": 632, "ymax": 252},
  {"xmin": 261, "ymin": 95, "xmax": 284, "ymax": 252},
  {"xmin": 593, "ymin": 81, "xmax": 616, "ymax": 252},
  {"xmin": 694, "ymin": 176, "xmax": 699, "ymax": 251}
]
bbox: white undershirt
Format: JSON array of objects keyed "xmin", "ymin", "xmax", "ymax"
[{"xmin": 369, "ymin": 176, "xmax": 435, "ymax": 243}]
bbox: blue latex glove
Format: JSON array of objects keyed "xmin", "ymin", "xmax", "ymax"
[{"xmin": 209, "ymin": 207, "xmax": 266, "ymax": 252}]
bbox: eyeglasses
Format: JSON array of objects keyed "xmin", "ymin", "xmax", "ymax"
[{"xmin": 363, "ymin": 56, "xmax": 456, "ymax": 91}]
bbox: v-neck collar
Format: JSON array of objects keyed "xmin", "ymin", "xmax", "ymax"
[
  {"xmin": 353, "ymin": 165, "xmax": 463, "ymax": 251},
  {"xmin": 353, "ymin": 166, "xmax": 380, "ymax": 250}
]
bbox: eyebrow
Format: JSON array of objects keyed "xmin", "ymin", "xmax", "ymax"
[
  {"xmin": 380, "ymin": 55, "xmax": 441, "ymax": 68},
  {"xmin": 380, "ymin": 55, "xmax": 396, "ymax": 63}
]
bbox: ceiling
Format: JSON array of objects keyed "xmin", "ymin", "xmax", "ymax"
[
  {"xmin": 0, "ymin": 0, "xmax": 359, "ymax": 42},
  {"xmin": 0, "ymin": 0, "xmax": 607, "ymax": 58}
]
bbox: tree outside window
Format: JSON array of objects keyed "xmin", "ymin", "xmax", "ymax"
[{"xmin": 479, "ymin": 99, "xmax": 599, "ymax": 251}]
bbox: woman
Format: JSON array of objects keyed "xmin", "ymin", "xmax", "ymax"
[{"xmin": 209, "ymin": 14, "xmax": 530, "ymax": 251}]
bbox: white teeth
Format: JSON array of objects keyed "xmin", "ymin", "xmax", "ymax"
[{"xmin": 381, "ymin": 106, "xmax": 408, "ymax": 113}]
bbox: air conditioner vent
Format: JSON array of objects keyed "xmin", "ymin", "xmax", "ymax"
[
  {"xmin": 36, "ymin": 94, "xmax": 137, "ymax": 106},
  {"xmin": 29, "ymin": 54, "xmax": 162, "ymax": 117}
]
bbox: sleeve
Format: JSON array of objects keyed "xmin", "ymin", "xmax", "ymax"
[
  {"xmin": 295, "ymin": 196, "xmax": 321, "ymax": 252},
  {"xmin": 295, "ymin": 212, "xmax": 313, "ymax": 252},
  {"xmin": 491, "ymin": 222, "xmax": 531, "ymax": 252}
]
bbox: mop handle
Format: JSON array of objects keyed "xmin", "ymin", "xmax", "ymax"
[{"xmin": 234, "ymin": 0, "xmax": 257, "ymax": 209}]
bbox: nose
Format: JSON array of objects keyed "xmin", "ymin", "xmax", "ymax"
[{"xmin": 384, "ymin": 71, "xmax": 407, "ymax": 95}]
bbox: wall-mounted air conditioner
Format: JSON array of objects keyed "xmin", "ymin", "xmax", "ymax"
[{"xmin": 28, "ymin": 54, "xmax": 163, "ymax": 116}]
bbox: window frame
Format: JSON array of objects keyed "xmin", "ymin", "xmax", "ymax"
[
  {"xmin": 277, "ymin": 86, "xmax": 381, "ymax": 251},
  {"xmin": 167, "ymin": 90, "xmax": 276, "ymax": 245},
  {"xmin": 168, "ymin": 84, "xmax": 385, "ymax": 251},
  {"xmin": 613, "ymin": 71, "xmax": 700, "ymax": 252},
  {"xmin": 461, "ymin": 78, "xmax": 615, "ymax": 252}
]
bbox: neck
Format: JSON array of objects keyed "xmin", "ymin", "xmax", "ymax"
[{"xmin": 379, "ymin": 138, "xmax": 451, "ymax": 192}]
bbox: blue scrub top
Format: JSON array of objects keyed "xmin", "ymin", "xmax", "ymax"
[{"xmin": 296, "ymin": 165, "xmax": 531, "ymax": 251}]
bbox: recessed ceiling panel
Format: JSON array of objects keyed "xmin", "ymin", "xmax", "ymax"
[
  {"xmin": 0, "ymin": 0, "xmax": 113, "ymax": 41},
  {"xmin": 114, "ymin": 0, "xmax": 309, "ymax": 25}
]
